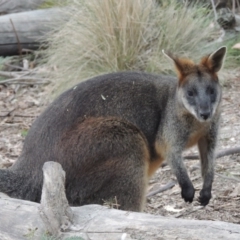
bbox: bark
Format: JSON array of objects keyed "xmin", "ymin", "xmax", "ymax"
[
  {"xmin": 1, "ymin": 198, "xmax": 240, "ymax": 240},
  {"xmin": 39, "ymin": 162, "xmax": 73, "ymax": 238}
]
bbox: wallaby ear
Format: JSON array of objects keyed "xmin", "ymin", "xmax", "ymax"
[
  {"xmin": 200, "ymin": 46, "xmax": 227, "ymax": 73},
  {"xmin": 162, "ymin": 50, "xmax": 195, "ymax": 81}
]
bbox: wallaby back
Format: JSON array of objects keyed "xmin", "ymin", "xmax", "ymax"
[{"xmin": 0, "ymin": 47, "xmax": 226, "ymax": 210}]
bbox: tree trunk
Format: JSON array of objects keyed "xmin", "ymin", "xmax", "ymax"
[{"xmin": 0, "ymin": 161, "xmax": 240, "ymax": 240}]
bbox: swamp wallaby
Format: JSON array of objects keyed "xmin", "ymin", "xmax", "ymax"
[{"xmin": 0, "ymin": 47, "xmax": 226, "ymax": 211}]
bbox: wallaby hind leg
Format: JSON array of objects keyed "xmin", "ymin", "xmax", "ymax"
[
  {"xmin": 66, "ymin": 151, "xmax": 149, "ymax": 211},
  {"xmin": 87, "ymin": 156, "xmax": 149, "ymax": 212},
  {"xmin": 59, "ymin": 117, "xmax": 150, "ymax": 211}
]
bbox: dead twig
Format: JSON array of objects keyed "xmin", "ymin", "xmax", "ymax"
[
  {"xmin": 10, "ymin": 18, "xmax": 22, "ymax": 57},
  {"xmin": 0, "ymin": 77, "xmax": 50, "ymax": 84},
  {"xmin": 4, "ymin": 63, "xmax": 34, "ymax": 71},
  {"xmin": 0, "ymin": 70, "xmax": 37, "ymax": 79},
  {"xmin": 215, "ymin": 172, "xmax": 240, "ymax": 182},
  {"xmin": 189, "ymin": 164, "xmax": 240, "ymax": 182},
  {"xmin": 0, "ymin": 71, "xmax": 19, "ymax": 78},
  {"xmin": 211, "ymin": 0, "xmax": 218, "ymax": 22},
  {"xmin": 147, "ymin": 180, "xmax": 177, "ymax": 197},
  {"xmin": 232, "ymin": 0, "xmax": 236, "ymax": 14},
  {"xmin": 22, "ymin": 48, "xmax": 35, "ymax": 53},
  {"xmin": 0, "ymin": 108, "xmax": 15, "ymax": 117},
  {"xmin": 184, "ymin": 147, "xmax": 240, "ymax": 160},
  {"xmin": 13, "ymin": 114, "xmax": 37, "ymax": 118},
  {"xmin": 175, "ymin": 206, "xmax": 204, "ymax": 218}
]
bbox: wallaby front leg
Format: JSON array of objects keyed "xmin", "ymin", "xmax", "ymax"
[
  {"xmin": 198, "ymin": 126, "xmax": 217, "ymax": 206},
  {"xmin": 168, "ymin": 152, "xmax": 195, "ymax": 203}
]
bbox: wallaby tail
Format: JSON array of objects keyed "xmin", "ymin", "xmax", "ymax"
[
  {"xmin": 0, "ymin": 169, "xmax": 19, "ymax": 195},
  {"xmin": 0, "ymin": 168, "xmax": 41, "ymax": 201}
]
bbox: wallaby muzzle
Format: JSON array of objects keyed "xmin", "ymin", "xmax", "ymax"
[
  {"xmin": 198, "ymin": 107, "xmax": 211, "ymax": 121},
  {"xmin": 197, "ymin": 96, "xmax": 212, "ymax": 121}
]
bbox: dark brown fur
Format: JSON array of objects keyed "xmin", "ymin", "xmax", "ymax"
[{"xmin": 57, "ymin": 117, "xmax": 150, "ymax": 210}]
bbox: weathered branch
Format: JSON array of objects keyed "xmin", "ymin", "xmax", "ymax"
[
  {"xmin": 0, "ymin": 7, "xmax": 66, "ymax": 56},
  {"xmin": 211, "ymin": 0, "xmax": 218, "ymax": 21},
  {"xmin": 0, "ymin": 70, "xmax": 50, "ymax": 85},
  {"xmin": 184, "ymin": 147, "xmax": 240, "ymax": 160},
  {"xmin": 147, "ymin": 180, "xmax": 177, "ymax": 197},
  {"xmin": 0, "ymin": 196, "xmax": 240, "ymax": 239},
  {"xmin": 39, "ymin": 162, "xmax": 73, "ymax": 238}
]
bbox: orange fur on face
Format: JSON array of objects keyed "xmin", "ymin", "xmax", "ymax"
[
  {"xmin": 164, "ymin": 47, "xmax": 225, "ymax": 84},
  {"xmin": 200, "ymin": 56, "xmax": 218, "ymax": 81},
  {"xmin": 174, "ymin": 58, "xmax": 195, "ymax": 81},
  {"xmin": 173, "ymin": 56, "xmax": 218, "ymax": 84},
  {"xmin": 200, "ymin": 55, "xmax": 211, "ymax": 69},
  {"xmin": 171, "ymin": 57, "xmax": 198, "ymax": 85}
]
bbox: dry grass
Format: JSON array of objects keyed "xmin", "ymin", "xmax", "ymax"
[{"xmin": 45, "ymin": 0, "xmax": 218, "ymax": 94}]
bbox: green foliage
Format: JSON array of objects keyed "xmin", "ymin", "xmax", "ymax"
[
  {"xmin": 39, "ymin": 0, "xmax": 69, "ymax": 9},
  {"xmin": 0, "ymin": 57, "xmax": 5, "ymax": 70},
  {"xmin": 0, "ymin": 57, "xmax": 6, "ymax": 81},
  {"xmin": 21, "ymin": 129, "xmax": 28, "ymax": 137},
  {"xmin": 0, "ymin": 56, "xmax": 11, "ymax": 71},
  {"xmin": 41, "ymin": 234, "xmax": 57, "ymax": 240},
  {"xmin": 23, "ymin": 227, "xmax": 38, "ymax": 239},
  {"xmin": 41, "ymin": 234, "xmax": 84, "ymax": 240},
  {"xmin": 224, "ymin": 36, "xmax": 240, "ymax": 68},
  {"xmin": 45, "ymin": 0, "xmax": 218, "ymax": 95},
  {"xmin": 65, "ymin": 237, "xmax": 85, "ymax": 240}
]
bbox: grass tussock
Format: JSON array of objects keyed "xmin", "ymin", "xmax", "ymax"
[{"xmin": 45, "ymin": 0, "xmax": 217, "ymax": 94}]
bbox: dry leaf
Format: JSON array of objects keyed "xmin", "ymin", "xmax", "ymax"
[
  {"xmin": 230, "ymin": 183, "xmax": 240, "ymax": 197},
  {"xmin": 164, "ymin": 205, "xmax": 184, "ymax": 213},
  {"xmin": 232, "ymin": 43, "xmax": 240, "ymax": 49}
]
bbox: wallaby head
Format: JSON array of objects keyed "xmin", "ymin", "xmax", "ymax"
[{"xmin": 163, "ymin": 47, "xmax": 226, "ymax": 122}]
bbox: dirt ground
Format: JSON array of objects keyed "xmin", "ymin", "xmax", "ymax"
[{"xmin": 0, "ymin": 70, "xmax": 240, "ymax": 225}]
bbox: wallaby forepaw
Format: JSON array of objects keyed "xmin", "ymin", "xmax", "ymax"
[
  {"xmin": 198, "ymin": 189, "xmax": 211, "ymax": 206},
  {"xmin": 181, "ymin": 186, "xmax": 195, "ymax": 203}
]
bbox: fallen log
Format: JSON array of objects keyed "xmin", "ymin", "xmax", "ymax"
[
  {"xmin": 0, "ymin": 0, "xmax": 44, "ymax": 14},
  {"xmin": 0, "ymin": 7, "xmax": 65, "ymax": 56},
  {"xmin": 0, "ymin": 161, "xmax": 240, "ymax": 240},
  {"xmin": 1, "ymin": 197, "xmax": 240, "ymax": 240}
]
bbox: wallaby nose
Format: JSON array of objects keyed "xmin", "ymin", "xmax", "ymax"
[{"xmin": 200, "ymin": 111, "xmax": 210, "ymax": 120}]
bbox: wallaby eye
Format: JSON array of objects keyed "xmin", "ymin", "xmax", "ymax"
[
  {"xmin": 187, "ymin": 90, "xmax": 194, "ymax": 97},
  {"xmin": 209, "ymin": 88, "xmax": 214, "ymax": 95}
]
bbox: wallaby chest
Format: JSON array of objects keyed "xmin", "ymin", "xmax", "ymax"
[
  {"xmin": 148, "ymin": 118, "xmax": 210, "ymax": 177},
  {"xmin": 185, "ymin": 123, "xmax": 209, "ymax": 149}
]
